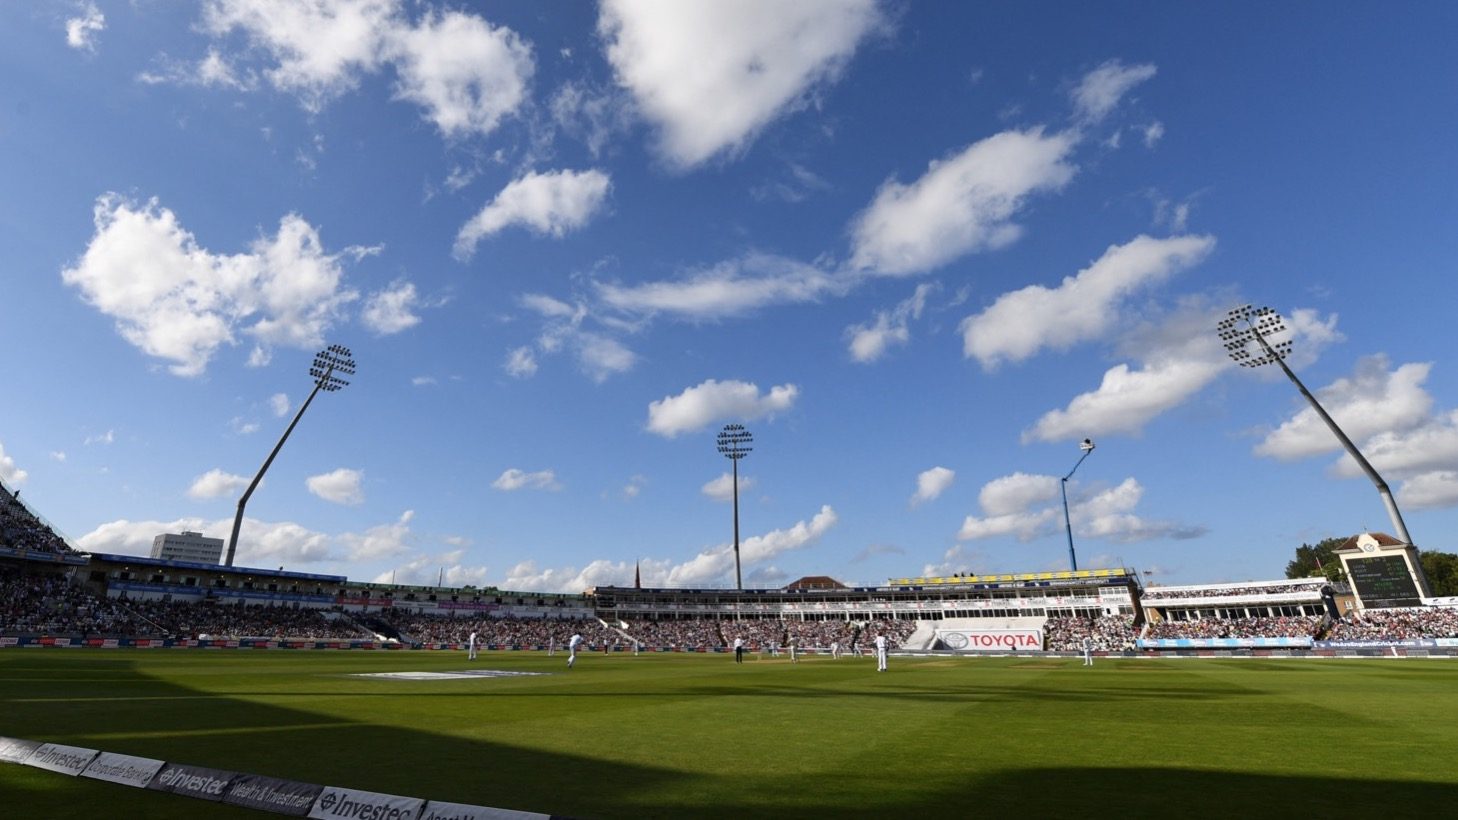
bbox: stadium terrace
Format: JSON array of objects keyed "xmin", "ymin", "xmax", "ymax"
[{"xmin": 3, "ymin": 478, "xmax": 1457, "ymax": 655}]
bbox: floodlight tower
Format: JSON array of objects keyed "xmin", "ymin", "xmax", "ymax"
[
  {"xmin": 1061, "ymin": 438, "xmax": 1096, "ymax": 571},
  {"xmin": 224, "ymin": 344, "xmax": 356, "ymax": 567},
  {"xmin": 1217, "ymin": 305, "xmax": 1412, "ymax": 545},
  {"xmin": 716, "ymin": 424, "xmax": 753, "ymax": 591}
]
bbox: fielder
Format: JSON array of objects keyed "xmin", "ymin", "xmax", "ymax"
[
  {"xmin": 1082, "ymin": 635, "xmax": 1094, "ymax": 667},
  {"xmin": 468, "ymin": 629, "xmax": 479, "ymax": 661},
  {"xmin": 874, "ymin": 633, "xmax": 888, "ymax": 672},
  {"xmin": 567, "ymin": 632, "xmax": 583, "ymax": 668}
]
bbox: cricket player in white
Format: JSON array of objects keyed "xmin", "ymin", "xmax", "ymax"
[
  {"xmin": 468, "ymin": 630, "xmax": 479, "ymax": 661},
  {"xmin": 1082, "ymin": 635, "xmax": 1094, "ymax": 666},
  {"xmin": 567, "ymin": 632, "xmax": 583, "ymax": 668},
  {"xmin": 830, "ymin": 640, "xmax": 841, "ymax": 659},
  {"xmin": 874, "ymin": 633, "xmax": 888, "ymax": 672}
]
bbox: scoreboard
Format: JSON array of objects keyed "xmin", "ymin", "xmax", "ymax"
[{"xmin": 1346, "ymin": 554, "xmax": 1422, "ymax": 608}]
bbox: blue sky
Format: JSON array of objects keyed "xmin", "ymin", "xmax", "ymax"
[{"xmin": 3, "ymin": 1, "xmax": 1457, "ymax": 592}]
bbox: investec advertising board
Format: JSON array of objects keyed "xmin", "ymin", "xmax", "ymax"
[{"xmin": 937, "ymin": 629, "xmax": 1043, "ymax": 651}]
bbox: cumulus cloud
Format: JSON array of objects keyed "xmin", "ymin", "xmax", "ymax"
[
  {"xmin": 0, "ymin": 441, "xmax": 27, "ymax": 486},
  {"xmin": 957, "ymin": 473, "xmax": 1203, "ymax": 544},
  {"xmin": 598, "ymin": 0, "xmax": 884, "ymax": 169},
  {"xmin": 596, "ymin": 253, "xmax": 847, "ymax": 320},
  {"xmin": 270, "ymin": 393, "xmax": 290, "ymax": 417},
  {"xmin": 1071, "ymin": 59, "xmax": 1157, "ymax": 123},
  {"xmin": 667, "ymin": 505, "xmax": 838, "ymax": 586},
  {"xmin": 960, "ymin": 233, "xmax": 1216, "ymax": 369},
  {"xmin": 338, "ymin": 509, "xmax": 415, "ymax": 560},
  {"xmin": 61, "ymin": 194, "xmax": 366, "ymax": 377},
  {"xmin": 76, "ymin": 516, "xmax": 333, "ymax": 564},
  {"xmin": 1025, "ymin": 304, "xmax": 1342, "ymax": 443},
  {"xmin": 383, "ymin": 9, "xmax": 533, "ymax": 138},
  {"xmin": 200, "ymin": 0, "xmax": 397, "ymax": 110},
  {"xmin": 455, "ymin": 169, "xmax": 611, "ymax": 259},
  {"xmin": 911, "ymin": 466, "xmax": 955, "ymax": 507},
  {"xmin": 1251, "ymin": 356, "xmax": 1458, "ymax": 511},
  {"xmin": 504, "ymin": 346, "xmax": 538, "ymax": 378},
  {"xmin": 187, "ymin": 468, "xmax": 251, "ymax": 500},
  {"xmin": 186, "ymin": 1, "xmax": 537, "ymax": 141},
  {"xmin": 517, "ymin": 294, "xmax": 638, "ymax": 382},
  {"xmin": 374, "ymin": 550, "xmax": 491, "ymax": 587},
  {"xmin": 849, "ymin": 128, "xmax": 1077, "ymax": 276},
  {"xmin": 1399, "ymin": 471, "xmax": 1458, "ymax": 510},
  {"xmin": 361, "ymin": 279, "xmax": 422, "ymax": 334},
  {"xmin": 65, "ymin": 2, "xmax": 106, "ymax": 51},
  {"xmin": 646, "ymin": 379, "xmax": 799, "ymax": 438},
  {"xmin": 491, "ymin": 468, "xmax": 561, "ymax": 492},
  {"xmin": 501, "ymin": 505, "xmax": 837, "ymax": 592},
  {"xmin": 306, "ymin": 467, "xmax": 365, "ymax": 505},
  {"xmin": 1256, "ymin": 355, "xmax": 1434, "ymax": 461},
  {"xmin": 702, "ymin": 472, "xmax": 756, "ymax": 502},
  {"xmin": 847, "ymin": 283, "xmax": 936, "ymax": 363}
]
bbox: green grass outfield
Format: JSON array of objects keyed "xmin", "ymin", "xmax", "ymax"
[{"xmin": 2, "ymin": 650, "xmax": 1456, "ymax": 819}]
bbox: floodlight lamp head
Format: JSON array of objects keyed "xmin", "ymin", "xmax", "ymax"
[{"xmin": 1080, "ymin": 438, "xmax": 1095, "ymax": 453}]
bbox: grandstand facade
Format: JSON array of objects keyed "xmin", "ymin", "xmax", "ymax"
[{"xmin": 4, "ymin": 477, "xmax": 1458, "ymax": 654}]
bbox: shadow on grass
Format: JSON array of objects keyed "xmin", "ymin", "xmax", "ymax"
[{"xmin": 2, "ymin": 655, "xmax": 1452, "ymax": 819}]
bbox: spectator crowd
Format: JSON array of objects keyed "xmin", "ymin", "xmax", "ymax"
[{"xmin": 1140, "ymin": 582, "xmax": 1326, "ymax": 601}]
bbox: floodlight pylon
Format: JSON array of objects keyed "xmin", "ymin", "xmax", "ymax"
[{"xmin": 716, "ymin": 424, "xmax": 753, "ymax": 591}]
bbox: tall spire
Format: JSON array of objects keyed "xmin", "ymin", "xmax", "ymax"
[{"xmin": 634, "ymin": 560, "xmax": 641, "ymax": 589}]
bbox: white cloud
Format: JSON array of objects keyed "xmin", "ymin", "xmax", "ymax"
[
  {"xmin": 454, "ymin": 169, "xmax": 611, "ymax": 259},
  {"xmin": 1398, "ymin": 471, "xmax": 1458, "ymax": 510},
  {"xmin": 76, "ymin": 516, "xmax": 333, "ymax": 564},
  {"xmin": 550, "ymin": 81, "xmax": 633, "ymax": 158},
  {"xmin": 491, "ymin": 468, "xmax": 561, "ymax": 492},
  {"xmin": 517, "ymin": 294, "xmax": 638, "ymax": 382},
  {"xmin": 500, "ymin": 505, "xmax": 837, "ymax": 591},
  {"xmin": 1255, "ymin": 355, "xmax": 1434, "ymax": 461},
  {"xmin": 574, "ymin": 332, "xmax": 636, "ymax": 382},
  {"xmin": 0, "ymin": 441, "xmax": 28, "ymax": 486},
  {"xmin": 61, "ymin": 195, "xmax": 365, "ymax": 377},
  {"xmin": 1025, "ymin": 304, "xmax": 1342, "ymax": 442},
  {"xmin": 503, "ymin": 558, "xmax": 643, "ymax": 595},
  {"xmin": 702, "ymin": 472, "xmax": 756, "ymax": 502},
  {"xmin": 911, "ymin": 466, "xmax": 955, "ymax": 507},
  {"xmin": 200, "ymin": 0, "xmax": 396, "ymax": 110},
  {"xmin": 848, "ymin": 128, "xmax": 1078, "ymax": 276},
  {"xmin": 504, "ymin": 346, "xmax": 538, "ymax": 378},
  {"xmin": 1028, "ymin": 356, "xmax": 1227, "ymax": 442},
  {"xmin": 411, "ymin": 376, "xmax": 437, "ymax": 386},
  {"xmin": 667, "ymin": 505, "xmax": 838, "ymax": 586},
  {"xmin": 957, "ymin": 473, "xmax": 1203, "ymax": 544},
  {"xmin": 383, "ymin": 9, "xmax": 533, "ymax": 138},
  {"xmin": 187, "ymin": 468, "xmax": 251, "ymax": 500},
  {"xmin": 374, "ymin": 551, "xmax": 491, "ymax": 587},
  {"xmin": 270, "ymin": 393, "xmax": 290, "ymax": 417},
  {"xmin": 306, "ymin": 467, "xmax": 365, "ymax": 505},
  {"xmin": 65, "ymin": 2, "xmax": 105, "ymax": 52},
  {"xmin": 847, "ymin": 282, "xmax": 936, "ymax": 363},
  {"xmin": 50, "ymin": 451, "xmax": 67, "ymax": 463},
  {"xmin": 138, "ymin": 49, "xmax": 258, "ymax": 91},
  {"xmin": 960, "ymin": 234, "xmax": 1215, "ymax": 369},
  {"xmin": 646, "ymin": 379, "xmax": 799, "ymax": 438},
  {"xmin": 338, "ymin": 509, "xmax": 414, "ymax": 560},
  {"xmin": 621, "ymin": 474, "xmax": 647, "ymax": 500},
  {"xmin": 1336, "ymin": 409, "xmax": 1458, "ymax": 483},
  {"xmin": 1142, "ymin": 121, "xmax": 1165, "ymax": 148},
  {"xmin": 598, "ymin": 0, "xmax": 884, "ymax": 169},
  {"xmin": 596, "ymin": 253, "xmax": 846, "ymax": 320},
  {"xmin": 361, "ymin": 279, "xmax": 421, "ymax": 334},
  {"xmin": 231, "ymin": 417, "xmax": 260, "ymax": 435},
  {"xmin": 1071, "ymin": 59, "xmax": 1157, "ymax": 123},
  {"xmin": 85, "ymin": 429, "xmax": 115, "ymax": 446}
]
